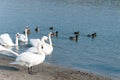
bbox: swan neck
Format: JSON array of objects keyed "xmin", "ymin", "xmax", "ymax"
[
  {"xmin": 41, "ymin": 38, "xmax": 45, "ymax": 43},
  {"xmin": 37, "ymin": 43, "xmax": 44, "ymax": 55},
  {"xmin": 49, "ymin": 34, "xmax": 52, "ymax": 46},
  {"xmin": 15, "ymin": 36, "xmax": 18, "ymax": 46},
  {"xmin": 25, "ymin": 29, "xmax": 28, "ymax": 41}
]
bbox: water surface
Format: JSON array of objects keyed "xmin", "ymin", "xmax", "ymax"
[{"xmin": 0, "ymin": 0, "xmax": 120, "ymax": 79}]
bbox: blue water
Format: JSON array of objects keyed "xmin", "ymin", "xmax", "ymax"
[{"xmin": 0, "ymin": 0, "xmax": 120, "ymax": 79}]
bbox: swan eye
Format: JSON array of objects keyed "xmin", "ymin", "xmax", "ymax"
[{"xmin": 41, "ymin": 45, "xmax": 43, "ymax": 49}]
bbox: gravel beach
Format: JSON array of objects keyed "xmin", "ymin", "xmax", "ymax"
[{"xmin": 0, "ymin": 55, "xmax": 111, "ymax": 80}]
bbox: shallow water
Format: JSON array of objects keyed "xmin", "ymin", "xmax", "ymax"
[{"xmin": 0, "ymin": 0, "xmax": 120, "ymax": 79}]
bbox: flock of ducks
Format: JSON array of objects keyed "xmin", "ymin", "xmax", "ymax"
[
  {"xmin": 0, "ymin": 26, "xmax": 97, "ymax": 74},
  {"xmin": 26, "ymin": 26, "xmax": 97, "ymax": 41},
  {"xmin": 69, "ymin": 31, "xmax": 97, "ymax": 41}
]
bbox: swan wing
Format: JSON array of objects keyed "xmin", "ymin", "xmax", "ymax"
[
  {"xmin": 0, "ymin": 33, "xmax": 14, "ymax": 46},
  {"xmin": 30, "ymin": 39, "xmax": 40, "ymax": 47},
  {"xmin": 18, "ymin": 34, "xmax": 26, "ymax": 41},
  {"xmin": 0, "ymin": 45, "xmax": 9, "ymax": 51},
  {"xmin": 26, "ymin": 47, "xmax": 38, "ymax": 53}
]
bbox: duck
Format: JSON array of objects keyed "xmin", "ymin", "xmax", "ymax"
[
  {"xmin": 49, "ymin": 27, "xmax": 53, "ymax": 30},
  {"xmin": 87, "ymin": 32, "xmax": 97, "ymax": 38},
  {"xmin": 35, "ymin": 26, "xmax": 39, "ymax": 33},
  {"xmin": 69, "ymin": 35, "xmax": 79, "ymax": 41},
  {"xmin": 74, "ymin": 31, "xmax": 80, "ymax": 35},
  {"xmin": 51, "ymin": 31, "xmax": 58, "ymax": 37}
]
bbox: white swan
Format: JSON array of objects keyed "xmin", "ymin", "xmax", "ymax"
[
  {"xmin": 10, "ymin": 42, "xmax": 45, "ymax": 74},
  {"xmin": 18, "ymin": 27, "xmax": 28, "ymax": 42},
  {"xmin": 0, "ymin": 33, "xmax": 19, "ymax": 47},
  {"xmin": 41, "ymin": 32, "xmax": 53, "ymax": 55},
  {"xmin": 27, "ymin": 36, "xmax": 48, "ymax": 53},
  {"xmin": 29, "ymin": 33, "xmax": 53, "ymax": 55}
]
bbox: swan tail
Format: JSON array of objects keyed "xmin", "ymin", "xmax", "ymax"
[
  {"xmin": 0, "ymin": 46, "xmax": 19, "ymax": 56},
  {"xmin": 9, "ymin": 62, "xmax": 18, "ymax": 65},
  {"xmin": 10, "ymin": 62, "xmax": 25, "ymax": 66},
  {"xmin": 6, "ymin": 49, "xmax": 19, "ymax": 56}
]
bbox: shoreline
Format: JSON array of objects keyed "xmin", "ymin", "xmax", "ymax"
[{"xmin": 0, "ymin": 55, "xmax": 112, "ymax": 80}]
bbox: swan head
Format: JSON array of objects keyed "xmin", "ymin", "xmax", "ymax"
[
  {"xmin": 41, "ymin": 36, "xmax": 48, "ymax": 42},
  {"xmin": 16, "ymin": 33, "xmax": 20, "ymax": 37},
  {"xmin": 16, "ymin": 33, "xmax": 19, "ymax": 37},
  {"xmin": 25, "ymin": 26, "xmax": 29, "ymax": 29},
  {"xmin": 48, "ymin": 32, "xmax": 53, "ymax": 36},
  {"xmin": 25, "ymin": 27, "xmax": 28, "ymax": 32}
]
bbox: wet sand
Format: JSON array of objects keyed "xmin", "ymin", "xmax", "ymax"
[{"xmin": 0, "ymin": 55, "xmax": 111, "ymax": 80}]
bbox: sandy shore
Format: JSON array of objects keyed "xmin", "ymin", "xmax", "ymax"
[{"xmin": 0, "ymin": 55, "xmax": 111, "ymax": 80}]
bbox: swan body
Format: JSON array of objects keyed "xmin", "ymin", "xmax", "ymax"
[
  {"xmin": 10, "ymin": 42, "xmax": 45, "ymax": 74},
  {"xmin": 18, "ymin": 28, "xmax": 28, "ymax": 42},
  {"xmin": 0, "ymin": 33, "xmax": 18, "ymax": 46},
  {"xmin": 10, "ymin": 51, "xmax": 45, "ymax": 73}
]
